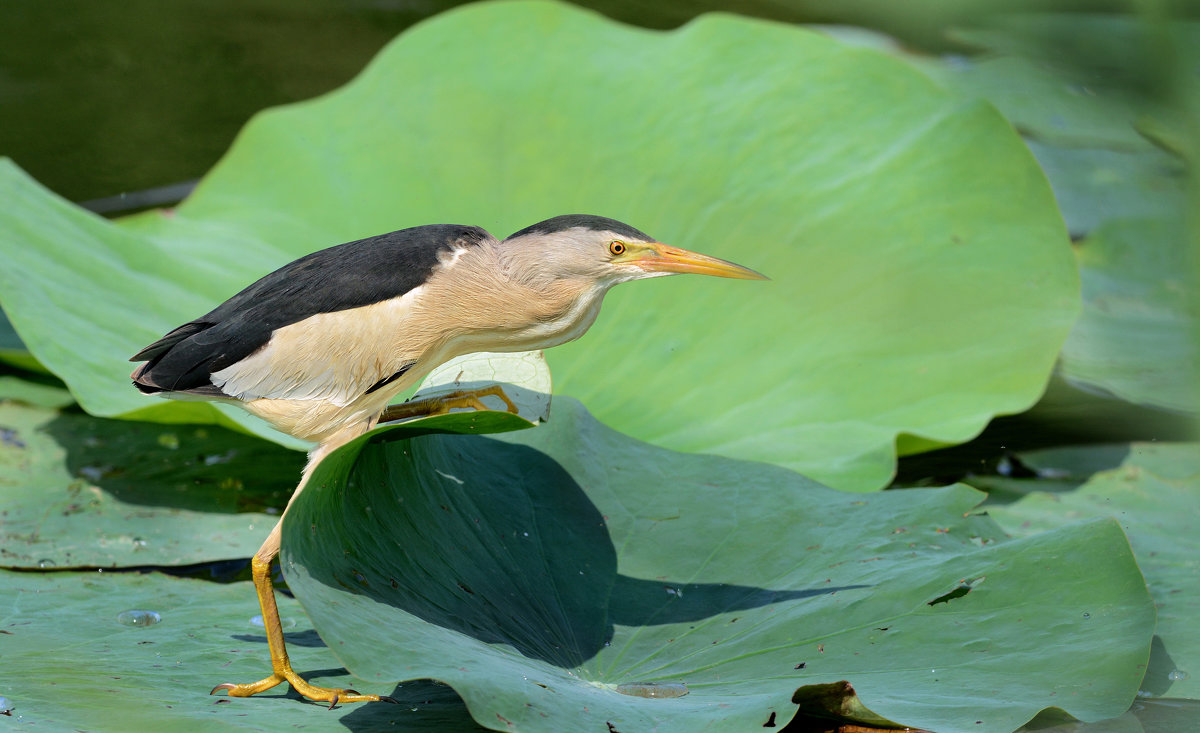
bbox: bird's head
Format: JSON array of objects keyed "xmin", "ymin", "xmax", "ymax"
[{"xmin": 500, "ymin": 214, "xmax": 767, "ymax": 290}]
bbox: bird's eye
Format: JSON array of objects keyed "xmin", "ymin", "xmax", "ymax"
[{"xmin": 609, "ymin": 241, "xmax": 626, "ymax": 256}]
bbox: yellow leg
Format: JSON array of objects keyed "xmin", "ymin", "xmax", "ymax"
[
  {"xmin": 211, "ymin": 387, "xmax": 514, "ymax": 707},
  {"xmin": 378, "ymin": 384, "xmax": 518, "ymax": 424},
  {"xmin": 211, "ymin": 524, "xmax": 396, "ymax": 707}
]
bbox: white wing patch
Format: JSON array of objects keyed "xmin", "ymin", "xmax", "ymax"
[{"xmin": 211, "ymin": 287, "xmax": 426, "ymax": 406}]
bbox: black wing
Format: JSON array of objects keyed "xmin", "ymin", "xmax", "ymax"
[{"xmin": 130, "ymin": 224, "xmax": 491, "ymax": 396}]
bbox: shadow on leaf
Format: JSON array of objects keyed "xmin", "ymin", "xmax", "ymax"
[
  {"xmin": 44, "ymin": 410, "xmax": 301, "ymax": 513},
  {"xmin": 290, "ymin": 433, "xmax": 864, "ymax": 669}
]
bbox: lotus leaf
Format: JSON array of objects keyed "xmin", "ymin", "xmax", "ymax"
[
  {"xmin": 0, "ymin": 1, "xmax": 1077, "ymax": 490},
  {"xmin": 0, "ymin": 400, "xmax": 299, "ymax": 568},
  {"xmin": 0, "ymin": 351, "xmax": 536, "ymax": 569},
  {"xmin": 978, "ymin": 442, "xmax": 1200, "ymax": 700},
  {"xmin": 0, "ymin": 568, "xmax": 483, "ymax": 731},
  {"xmin": 1059, "ymin": 219, "xmax": 1198, "ymax": 412},
  {"xmin": 281, "ymin": 399, "xmax": 1153, "ymax": 733}
]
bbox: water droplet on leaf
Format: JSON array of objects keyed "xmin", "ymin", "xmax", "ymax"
[
  {"xmin": 117, "ymin": 610, "xmax": 161, "ymax": 627},
  {"xmin": 615, "ymin": 682, "xmax": 688, "ymax": 699},
  {"xmin": 249, "ymin": 615, "xmax": 297, "ymax": 629},
  {"xmin": 36, "ymin": 558, "xmax": 56, "ymax": 569}
]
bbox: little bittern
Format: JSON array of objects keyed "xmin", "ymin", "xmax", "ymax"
[{"xmin": 131, "ymin": 214, "xmax": 765, "ymax": 705}]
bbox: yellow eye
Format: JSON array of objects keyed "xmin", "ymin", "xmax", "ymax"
[{"xmin": 609, "ymin": 241, "xmax": 626, "ymax": 256}]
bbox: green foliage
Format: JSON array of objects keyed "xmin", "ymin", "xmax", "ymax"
[
  {"xmin": 0, "ymin": 3, "xmax": 1187, "ymax": 732},
  {"xmin": 0, "ymin": 309, "xmax": 44, "ymax": 372},
  {"xmin": 0, "ymin": 400, "xmax": 301, "ymax": 568},
  {"xmin": 1060, "ymin": 220, "xmax": 1198, "ymax": 411},
  {"xmin": 0, "ymin": 369, "xmax": 534, "ymax": 570},
  {"xmin": 932, "ymin": 13, "xmax": 1198, "ymax": 413},
  {"xmin": 0, "ymin": 0, "xmax": 1077, "ymax": 491},
  {"xmin": 0, "ymin": 568, "xmax": 477, "ymax": 730},
  {"xmin": 976, "ymin": 443, "xmax": 1200, "ymax": 700},
  {"xmin": 282, "ymin": 399, "xmax": 1153, "ymax": 733}
]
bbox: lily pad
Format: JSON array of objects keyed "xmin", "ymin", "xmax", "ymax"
[
  {"xmin": 281, "ymin": 398, "xmax": 1153, "ymax": 733},
  {"xmin": 0, "ymin": 400, "xmax": 301, "ymax": 568},
  {"xmin": 1058, "ymin": 219, "xmax": 1198, "ymax": 412},
  {"xmin": 0, "ymin": 374, "xmax": 536, "ymax": 571},
  {"xmin": 925, "ymin": 18, "xmax": 1195, "ymax": 413},
  {"xmin": 1016, "ymin": 698, "xmax": 1200, "ymax": 733},
  {"xmin": 931, "ymin": 52, "xmax": 1166, "ymax": 150},
  {"xmin": 0, "ymin": 1, "xmax": 1077, "ymax": 490},
  {"xmin": 977, "ymin": 443, "xmax": 1200, "ymax": 700},
  {"xmin": 0, "ymin": 568, "xmax": 481, "ymax": 731},
  {"xmin": 1024, "ymin": 142, "xmax": 1186, "ymax": 239}
]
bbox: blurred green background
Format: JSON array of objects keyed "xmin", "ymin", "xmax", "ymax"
[{"xmin": 2, "ymin": 0, "xmax": 1194, "ymax": 203}]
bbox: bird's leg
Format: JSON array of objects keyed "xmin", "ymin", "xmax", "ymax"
[
  {"xmin": 211, "ymin": 460, "xmax": 395, "ymax": 707},
  {"xmin": 378, "ymin": 384, "xmax": 518, "ymax": 423}
]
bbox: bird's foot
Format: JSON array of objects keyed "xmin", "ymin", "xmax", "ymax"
[
  {"xmin": 379, "ymin": 384, "xmax": 519, "ymax": 423},
  {"xmin": 211, "ymin": 667, "xmax": 397, "ymax": 708}
]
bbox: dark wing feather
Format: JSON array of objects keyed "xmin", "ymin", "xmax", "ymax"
[
  {"xmin": 130, "ymin": 321, "xmax": 211, "ymax": 363},
  {"xmin": 130, "ymin": 224, "xmax": 491, "ymax": 397}
]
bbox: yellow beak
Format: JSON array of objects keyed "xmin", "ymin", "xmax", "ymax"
[{"xmin": 630, "ymin": 243, "xmax": 768, "ymax": 280}]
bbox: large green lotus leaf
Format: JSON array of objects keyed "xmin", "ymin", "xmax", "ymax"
[
  {"xmin": 280, "ymin": 398, "xmax": 1153, "ymax": 733},
  {"xmin": 1058, "ymin": 219, "xmax": 1198, "ymax": 412},
  {"xmin": 0, "ymin": 160, "xmax": 316, "ymax": 447},
  {"xmin": 0, "ymin": 391, "xmax": 531, "ymax": 569},
  {"xmin": 0, "ymin": 0, "xmax": 1077, "ymax": 491},
  {"xmin": 0, "ymin": 568, "xmax": 484, "ymax": 731},
  {"xmin": 976, "ymin": 443, "xmax": 1200, "ymax": 700}
]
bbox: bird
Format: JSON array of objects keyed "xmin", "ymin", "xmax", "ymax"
[{"xmin": 130, "ymin": 213, "xmax": 766, "ymax": 706}]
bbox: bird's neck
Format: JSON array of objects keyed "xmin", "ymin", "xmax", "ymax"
[{"xmin": 415, "ymin": 243, "xmax": 610, "ymax": 356}]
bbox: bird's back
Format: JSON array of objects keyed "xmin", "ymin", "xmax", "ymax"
[{"xmin": 130, "ymin": 224, "xmax": 492, "ymax": 397}]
